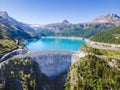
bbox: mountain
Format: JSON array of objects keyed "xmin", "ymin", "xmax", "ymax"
[
  {"xmin": 30, "ymin": 14, "xmax": 120, "ymax": 37},
  {"xmin": 59, "ymin": 22, "xmax": 115, "ymax": 38},
  {"xmin": 59, "ymin": 14, "xmax": 120, "ymax": 38},
  {"xmin": 62, "ymin": 20, "xmax": 69, "ymax": 24},
  {"xmin": 0, "ymin": 11, "xmax": 40, "ymax": 40},
  {"xmin": 91, "ymin": 26, "xmax": 120, "ymax": 44},
  {"xmin": 0, "ymin": 11, "xmax": 35, "ymax": 33},
  {"xmin": 42, "ymin": 20, "xmax": 72, "ymax": 33},
  {"xmin": 0, "ymin": 11, "xmax": 38, "ymax": 54},
  {"xmin": 30, "ymin": 20, "xmax": 72, "ymax": 36},
  {"xmin": 0, "ymin": 11, "xmax": 33, "ymax": 40},
  {"xmin": 92, "ymin": 13, "xmax": 120, "ymax": 26},
  {"xmin": 30, "ymin": 20, "xmax": 71, "ymax": 33}
]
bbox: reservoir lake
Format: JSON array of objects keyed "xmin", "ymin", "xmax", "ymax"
[{"xmin": 25, "ymin": 37, "xmax": 85, "ymax": 52}]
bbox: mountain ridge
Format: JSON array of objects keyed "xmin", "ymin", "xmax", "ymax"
[
  {"xmin": 30, "ymin": 13, "xmax": 120, "ymax": 37},
  {"xmin": 92, "ymin": 13, "xmax": 120, "ymax": 25},
  {"xmin": 1, "ymin": 11, "xmax": 120, "ymax": 38}
]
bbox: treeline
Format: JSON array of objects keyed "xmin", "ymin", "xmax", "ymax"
[{"xmin": 91, "ymin": 26, "xmax": 120, "ymax": 44}]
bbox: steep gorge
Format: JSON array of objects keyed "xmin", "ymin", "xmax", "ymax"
[{"xmin": 0, "ymin": 49, "xmax": 86, "ymax": 90}]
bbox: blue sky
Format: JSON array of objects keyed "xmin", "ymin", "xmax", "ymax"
[{"xmin": 0, "ymin": 0, "xmax": 120, "ymax": 24}]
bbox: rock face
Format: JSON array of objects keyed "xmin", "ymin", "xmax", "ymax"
[
  {"xmin": 30, "ymin": 13, "xmax": 120, "ymax": 37},
  {"xmin": 1, "ymin": 48, "xmax": 27, "ymax": 61},
  {"xmin": 62, "ymin": 20, "xmax": 69, "ymax": 24},
  {"xmin": 27, "ymin": 50, "xmax": 85, "ymax": 79},
  {"xmin": 92, "ymin": 13, "xmax": 120, "ymax": 25},
  {"xmin": 0, "ymin": 11, "xmax": 8, "ymax": 19},
  {"xmin": 0, "ymin": 11, "xmax": 35, "ymax": 34}
]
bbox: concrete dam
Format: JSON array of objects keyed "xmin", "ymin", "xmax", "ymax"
[
  {"xmin": 1, "ymin": 49, "xmax": 86, "ymax": 79},
  {"xmin": 26, "ymin": 50, "xmax": 86, "ymax": 78}
]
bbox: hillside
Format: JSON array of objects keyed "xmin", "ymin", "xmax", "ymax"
[
  {"xmin": 65, "ymin": 45, "xmax": 120, "ymax": 90},
  {"xmin": 31, "ymin": 21, "xmax": 115, "ymax": 38},
  {"xmin": 58, "ymin": 23, "xmax": 114, "ymax": 38},
  {"xmin": 65, "ymin": 55, "xmax": 120, "ymax": 90},
  {"xmin": 0, "ymin": 11, "xmax": 36, "ymax": 41},
  {"xmin": 0, "ymin": 39, "xmax": 17, "ymax": 54},
  {"xmin": 91, "ymin": 26, "xmax": 120, "ymax": 44},
  {"xmin": 0, "ymin": 57, "xmax": 53, "ymax": 90},
  {"xmin": 0, "ymin": 11, "xmax": 39, "ymax": 54},
  {"xmin": 30, "ymin": 13, "xmax": 120, "ymax": 37}
]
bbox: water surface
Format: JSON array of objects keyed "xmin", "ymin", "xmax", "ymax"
[{"xmin": 25, "ymin": 38, "xmax": 85, "ymax": 52}]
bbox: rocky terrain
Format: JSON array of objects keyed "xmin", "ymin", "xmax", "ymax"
[
  {"xmin": 30, "ymin": 13, "xmax": 120, "ymax": 37},
  {"xmin": 0, "ymin": 11, "xmax": 35, "ymax": 34},
  {"xmin": 92, "ymin": 13, "xmax": 120, "ymax": 25}
]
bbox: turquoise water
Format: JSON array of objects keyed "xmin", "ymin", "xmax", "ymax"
[{"xmin": 25, "ymin": 38, "xmax": 85, "ymax": 52}]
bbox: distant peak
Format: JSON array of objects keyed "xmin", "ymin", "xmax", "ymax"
[
  {"xmin": 0, "ymin": 11, "xmax": 8, "ymax": 18},
  {"xmin": 106, "ymin": 13, "xmax": 120, "ymax": 18},
  {"xmin": 92, "ymin": 13, "xmax": 120, "ymax": 23},
  {"xmin": 62, "ymin": 20, "xmax": 69, "ymax": 24}
]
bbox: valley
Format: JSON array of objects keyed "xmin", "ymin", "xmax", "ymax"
[{"xmin": 0, "ymin": 11, "xmax": 120, "ymax": 90}]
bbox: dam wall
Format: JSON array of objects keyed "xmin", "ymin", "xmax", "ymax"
[
  {"xmin": 1, "ymin": 49, "xmax": 86, "ymax": 79},
  {"xmin": 26, "ymin": 50, "xmax": 85, "ymax": 78}
]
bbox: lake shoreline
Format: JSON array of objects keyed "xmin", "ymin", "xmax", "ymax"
[
  {"xmin": 43, "ymin": 36, "xmax": 120, "ymax": 50},
  {"xmin": 26, "ymin": 37, "xmax": 85, "ymax": 51},
  {"xmin": 42, "ymin": 36, "xmax": 84, "ymax": 40}
]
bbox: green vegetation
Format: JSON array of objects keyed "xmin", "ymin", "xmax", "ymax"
[
  {"xmin": 59, "ymin": 23, "xmax": 113, "ymax": 38},
  {"xmin": 0, "ymin": 39, "xmax": 17, "ymax": 54},
  {"xmin": 91, "ymin": 26, "xmax": 120, "ymax": 44},
  {"xmin": 0, "ymin": 58, "xmax": 53, "ymax": 90},
  {"xmin": 3, "ymin": 58, "xmax": 36, "ymax": 90},
  {"xmin": 65, "ymin": 55, "xmax": 120, "ymax": 90},
  {"xmin": 0, "ymin": 21, "xmax": 36, "ymax": 54},
  {"xmin": 65, "ymin": 45, "xmax": 120, "ymax": 90},
  {"xmin": 80, "ymin": 44, "xmax": 120, "ymax": 57},
  {"xmin": 0, "ymin": 24, "xmax": 33, "ymax": 41}
]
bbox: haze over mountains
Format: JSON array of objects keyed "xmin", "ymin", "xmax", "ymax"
[{"xmin": 1, "ymin": 11, "xmax": 120, "ymax": 38}]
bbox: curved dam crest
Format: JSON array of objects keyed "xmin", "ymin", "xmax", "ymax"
[
  {"xmin": 0, "ymin": 49, "xmax": 86, "ymax": 79},
  {"xmin": 25, "ymin": 50, "xmax": 86, "ymax": 78}
]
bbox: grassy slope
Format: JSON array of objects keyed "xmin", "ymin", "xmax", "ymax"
[
  {"xmin": 91, "ymin": 26, "xmax": 120, "ymax": 44},
  {"xmin": 0, "ymin": 25, "xmax": 17, "ymax": 54},
  {"xmin": 0, "ymin": 21, "xmax": 34, "ymax": 54},
  {"xmin": 0, "ymin": 39, "xmax": 17, "ymax": 54},
  {"xmin": 80, "ymin": 44, "xmax": 120, "ymax": 57}
]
